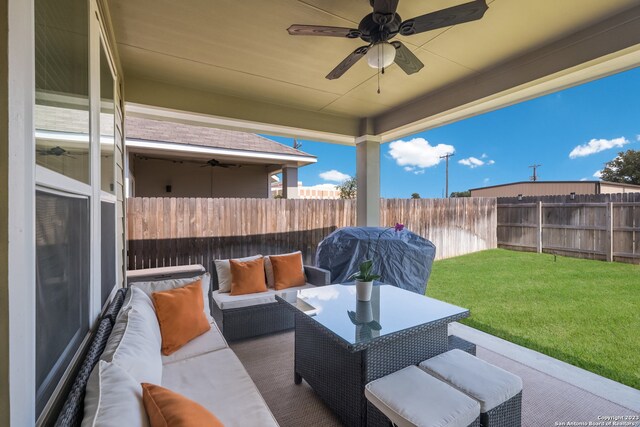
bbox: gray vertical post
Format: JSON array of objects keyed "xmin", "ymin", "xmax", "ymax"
[
  {"xmin": 282, "ymin": 166, "xmax": 299, "ymax": 199},
  {"xmin": 356, "ymin": 137, "xmax": 381, "ymax": 226},
  {"xmin": 606, "ymin": 202, "xmax": 613, "ymax": 262},
  {"xmin": 537, "ymin": 201, "xmax": 543, "ymax": 253}
]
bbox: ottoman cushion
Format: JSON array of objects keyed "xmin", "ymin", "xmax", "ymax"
[
  {"xmin": 420, "ymin": 349, "xmax": 522, "ymax": 412},
  {"xmin": 365, "ymin": 365, "xmax": 480, "ymax": 427}
]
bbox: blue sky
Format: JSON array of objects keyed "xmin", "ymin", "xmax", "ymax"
[{"xmin": 267, "ymin": 66, "xmax": 640, "ymax": 198}]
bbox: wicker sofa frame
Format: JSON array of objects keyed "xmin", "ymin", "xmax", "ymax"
[
  {"xmin": 54, "ymin": 288, "xmax": 127, "ymax": 426},
  {"xmin": 210, "ymin": 264, "xmax": 330, "ymax": 342},
  {"xmin": 482, "ymin": 391, "xmax": 522, "ymax": 427}
]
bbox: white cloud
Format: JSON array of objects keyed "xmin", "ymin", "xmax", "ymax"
[
  {"xmin": 388, "ymin": 138, "xmax": 454, "ymax": 170},
  {"xmin": 569, "ymin": 137, "xmax": 629, "ymax": 159},
  {"xmin": 319, "ymin": 169, "xmax": 350, "ymax": 182},
  {"xmin": 637, "ymin": 135, "xmax": 640, "ymax": 142},
  {"xmin": 403, "ymin": 166, "xmax": 425, "ymax": 175},
  {"xmin": 483, "ymin": 178, "xmax": 490, "ymax": 184},
  {"xmin": 458, "ymin": 157, "xmax": 485, "ymax": 168},
  {"xmin": 305, "ymin": 183, "xmax": 338, "ymax": 190},
  {"xmin": 579, "ymin": 177, "xmax": 588, "ymax": 181},
  {"xmin": 458, "ymin": 156, "xmax": 495, "ymax": 168},
  {"xmin": 593, "ymin": 170, "xmax": 602, "ymax": 179}
]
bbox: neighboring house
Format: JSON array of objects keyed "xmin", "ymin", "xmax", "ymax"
[
  {"xmin": 126, "ymin": 117, "xmax": 316, "ymax": 199},
  {"xmin": 470, "ymin": 180, "xmax": 640, "ymax": 198},
  {"xmin": 271, "ymin": 182, "xmax": 341, "ymax": 199}
]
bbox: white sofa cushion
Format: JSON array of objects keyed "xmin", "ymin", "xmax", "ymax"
[
  {"xmin": 264, "ymin": 251, "xmax": 305, "ymax": 288},
  {"xmin": 212, "ymin": 289, "xmax": 276, "ymax": 310},
  {"xmin": 162, "ymin": 348, "xmax": 279, "ymax": 427},
  {"xmin": 133, "ymin": 273, "xmax": 213, "ymax": 322},
  {"xmin": 419, "ymin": 349, "xmax": 523, "ymax": 412},
  {"xmin": 365, "ymin": 365, "xmax": 480, "ymax": 427},
  {"xmin": 101, "ymin": 289, "xmax": 163, "ymax": 384},
  {"xmin": 119, "ymin": 287, "xmax": 163, "ymax": 347},
  {"xmin": 214, "ymin": 255, "xmax": 262, "ymax": 293},
  {"xmin": 212, "ymin": 283, "xmax": 316, "ymax": 310},
  {"xmin": 82, "ymin": 361, "xmax": 149, "ymax": 427},
  {"xmin": 161, "ymin": 320, "xmax": 228, "ymax": 365}
]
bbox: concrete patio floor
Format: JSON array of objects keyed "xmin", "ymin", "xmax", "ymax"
[{"xmin": 230, "ymin": 326, "xmax": 640, "ymax": 427}]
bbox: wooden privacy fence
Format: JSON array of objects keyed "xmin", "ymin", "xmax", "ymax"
[
  {"xmin": 498, "ymin": 195, "xmax": 640, "ymax": 263},
  {"xmin": 127, "ymin": 197, "xmax": 497, "ymax": 271}
]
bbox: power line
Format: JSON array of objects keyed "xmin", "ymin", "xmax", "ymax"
[
  {"xmin": 528, "ymin": 164, "xmax": 542, "ymax": 181},
  {"xmin": 440, "ymin": 153, "xmax": 455, "ymax": 198}
]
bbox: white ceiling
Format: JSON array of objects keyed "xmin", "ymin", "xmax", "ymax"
[{"xmin": 109, "ymin": 0, "xmax": 640, "ymax": 142}]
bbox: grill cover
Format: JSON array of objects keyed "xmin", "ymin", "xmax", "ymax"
[{"xmin": 316, "ymin": 227, "xmax": 436, "ymax": 295}]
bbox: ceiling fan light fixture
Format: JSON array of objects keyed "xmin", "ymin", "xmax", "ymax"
[{"xmin": 366, "ymin": 42, "xmax": 396, "ymax": 69}]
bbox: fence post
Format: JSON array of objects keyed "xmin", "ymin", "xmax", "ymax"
[
  {"xmin": 537, "ymin": 201, "xmax": 543, "ymax": 253},
  {"xmin": 606, "ymin": 202, "xmax": 613, "ymax": 262}
]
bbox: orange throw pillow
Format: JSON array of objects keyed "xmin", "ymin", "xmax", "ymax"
[
  {"xmin": 270, "ymin": 253, "xmax": 306, "ymax": 290},
  {"xmin": 142, "ymin": 383, "xmax": 224, "ymax": 427},
  {"xmin": 151, "ymin": 280, "xmax": 211, "ymax": 356},
  {"xmin": 229, "ymin": 257, "xmax": 267, "ymax": 296}
]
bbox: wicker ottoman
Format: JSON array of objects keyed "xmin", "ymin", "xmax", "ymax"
[
  {"xmin": 365, "ymin": 365, "xmax": 481, "ymax": 427},
  {"xmin": 420, "ymin": 349, "xmax": 522, "ymax": 427}
]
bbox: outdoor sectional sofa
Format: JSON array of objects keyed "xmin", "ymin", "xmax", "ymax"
[
  {"xmin": 55, "ymin": 266, "xmax": 280, "ymax": 427},
  {"xmin": 210, "ymin": 263, "xmax": 331, "ymax": 341}
]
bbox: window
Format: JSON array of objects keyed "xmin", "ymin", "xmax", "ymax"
[
  {"xmin": 100, "ymin": 42, "xmax": 117, "ymax": 305},
  {"xmin": 100, "ymin": 44, "xmax": 115, "ymax": 193},
  {"xmin": 35, "ymin": 190, "xmax": 90, "ymax": 416},
  {"xmin": 101, "ymin": 201, "xmax": 116, "ymax": 305},
  {"xmin": 33, "ymin": 0, "xmax": 121, "ymax": 419},
  {"xmin": 35, "ymin": 0, "xmax": 90, "ymax": 183}
]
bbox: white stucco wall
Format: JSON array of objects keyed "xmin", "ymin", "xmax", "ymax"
[{"xmin": 132, "ymin": 157, "xmax": 271, "ymax": 198}]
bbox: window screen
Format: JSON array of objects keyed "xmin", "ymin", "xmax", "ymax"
[
  {"xmin": 101, "ymin": 201, "xmax": 116, "ymax": 305},
  {"xmin": 35, "ymin": 0, "xmax": 90, "ymax": 183},
  {"xmin": 35, "ymin": 190, "xmax": 90, "ymax": 416}
]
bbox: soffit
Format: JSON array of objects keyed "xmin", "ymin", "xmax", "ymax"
[{"xmin": 110, "ymin": 0, "xmax": 640, "ymax": 136}]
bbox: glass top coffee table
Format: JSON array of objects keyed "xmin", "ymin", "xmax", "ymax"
[{"xmin": 276, "ymin": 283, "xmax": 469, "ymax": 427}]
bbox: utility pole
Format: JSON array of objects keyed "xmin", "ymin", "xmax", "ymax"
[
  {"xmin": 529, "ymin": 164, "xmax": 542, "ymax": 181},
  {"xmin": 440, "ymin": 153, "xmax": 455, "ymax": 198}
]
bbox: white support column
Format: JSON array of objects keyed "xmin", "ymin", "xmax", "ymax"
[
  {"xmin": 4, "ymin": 0, "xmax": 36, "ymax": 424},
  {"xmin": 356, "ymin": 136, "xmax": 381, "ymax": 227},
  {"xmin": 282, "ymin": 166, "xmax": 299, "ymax": 199}
]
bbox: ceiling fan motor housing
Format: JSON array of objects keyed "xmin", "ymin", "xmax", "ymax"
[{"xmin": 358, "ymin": 13, "xmax": 402, "ymax": 43}]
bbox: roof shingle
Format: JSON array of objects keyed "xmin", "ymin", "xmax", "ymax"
[{"xmin": 126, "ymin": 116, "xmax": 314, "ymax": 158}]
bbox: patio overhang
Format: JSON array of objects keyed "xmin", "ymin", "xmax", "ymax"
[
  {"xmin": 112, "ymin": 0, "xmax": 640, "ymax": 224},
  {"xmin": 116, "ymin": 1, "xmax": 640, "ymax": 143}
]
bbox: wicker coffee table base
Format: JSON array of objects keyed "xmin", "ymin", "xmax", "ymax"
[{"xmin": 293, "ymin": 312, "xmax": 450, "ymax": 427}]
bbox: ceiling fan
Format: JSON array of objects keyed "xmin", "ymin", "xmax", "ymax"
[
  {"xmin": 200, "ymin": 159, "xmax": 240, "ymax": 168},
  {"xmin": 287, "ymin": 0, "xmax": 488, "ymax": 80},
  {"xmin": 37, "ymin": 146, "xmax": 77, "ymax": 158}
]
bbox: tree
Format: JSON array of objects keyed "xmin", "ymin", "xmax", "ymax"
[
  {"xmin": 337, "ymin": 176, "xmax": 357, "ymax": 199},
  {"xmin": 450, "ymin": 190, "xmax": 471, "ymax": 198},
  {"xmin": 600, "ymin": 149, "xmax": 640, "ymax": 185},
  {"xmin": 411, "ymin": 193, "xmax": 421, "ymax": 199}
]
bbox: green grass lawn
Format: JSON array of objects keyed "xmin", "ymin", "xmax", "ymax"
[{"xmin": 427, "ymin": 249, "xmax": 640, "ymax": 390}]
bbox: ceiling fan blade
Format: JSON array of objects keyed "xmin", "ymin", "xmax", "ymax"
[
  {"xmin": 326, "ymin": 46, "xmax": 369, "ymax": 80},
  {"xmin": 399, "ymin": 0, "xmax": 488, "ymax": 36},
  {"xmin": 287, "ymin": 25, "xmax": 361, "ymax": 39},
  {"xmin": 372, "ymin": 0, "xmax": 399, "ymax": 15},
  {"xmin": 390, "ymin": 42, "xmax": 424, "ymax": 75}
]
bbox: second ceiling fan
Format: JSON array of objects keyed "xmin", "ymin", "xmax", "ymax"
[{"xmin": 287, "ymin": 0, "xmax": 488, "ymax": 80}]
